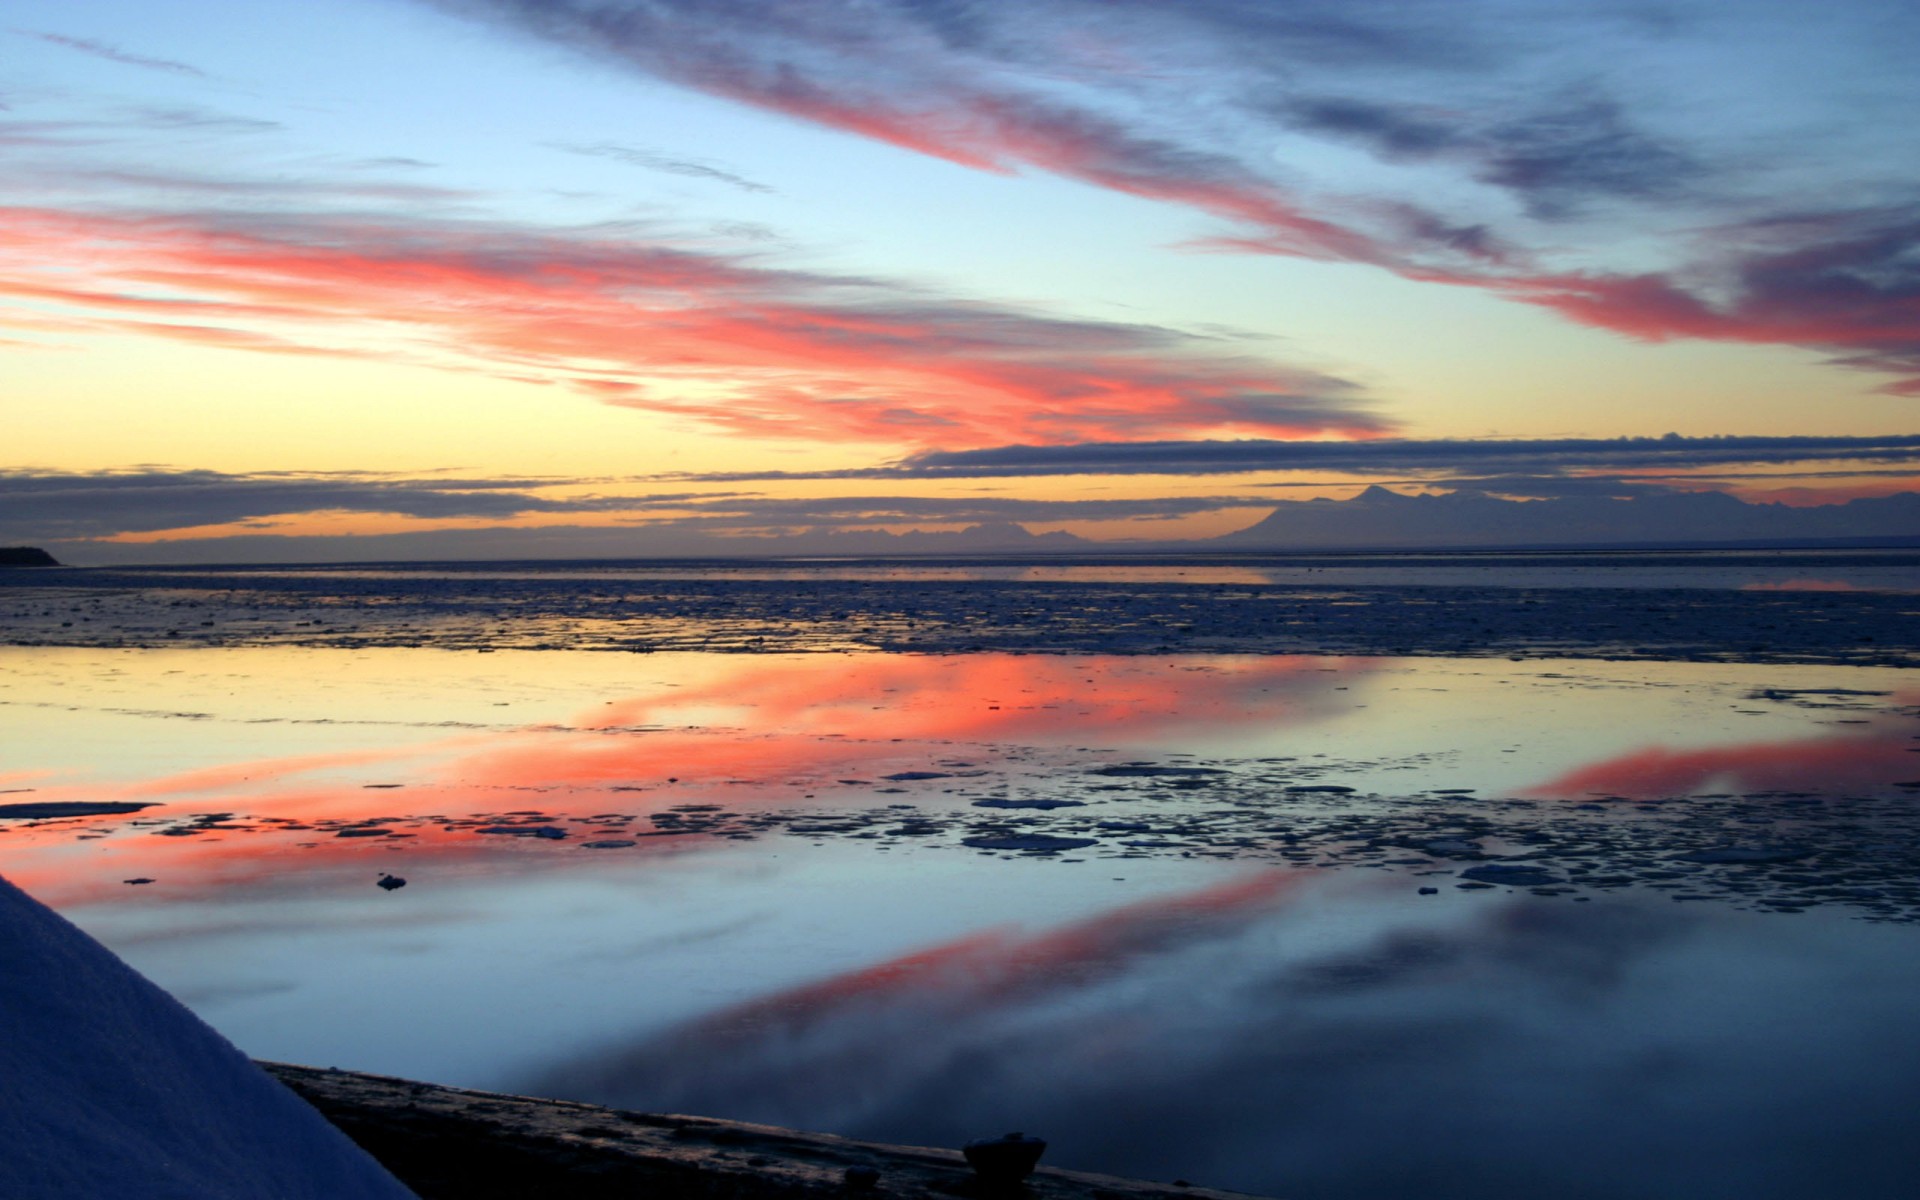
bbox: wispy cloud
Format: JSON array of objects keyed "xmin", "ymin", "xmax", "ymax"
[
  {"xmin": 16, "ymin": 30, "xmax": 209, "ymax": 78},
  {"xmin": 429, "ymin": 0, "xmax": 1920, "ymax": 391},
  {"xmin": 0, "ymin": 204, "xmax": 1383, "ymax": 448},
  {"xmin": 554, "ymin": 141, "xmax": 774, "ymax": 194},
  {"xmin": 652, "ymin": 434, "xmax": 1920, "ymax": 482}
]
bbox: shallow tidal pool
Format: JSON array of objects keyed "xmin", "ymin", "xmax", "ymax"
[{"xmin": 4, "ymin": 645, "xmax": 1920, "ymax": 1199}]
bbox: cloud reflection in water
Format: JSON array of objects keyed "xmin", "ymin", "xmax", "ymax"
[{"xmin": 532, "ymin": 876, "xmax": 1920, "ymax": 1200}]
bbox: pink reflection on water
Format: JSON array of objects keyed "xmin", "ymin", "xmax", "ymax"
[
  {"xmin": 2, "ymin": 655, "xmax": 1369, "ymax": 903},
  {"xmin": 1523, "ymin": 721, "xmax": 1920, "ymax": 799}
]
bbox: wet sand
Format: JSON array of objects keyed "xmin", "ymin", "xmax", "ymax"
[{"xmin": 3, "ymin": 557, "xmax": 1915, "ymax": 663}]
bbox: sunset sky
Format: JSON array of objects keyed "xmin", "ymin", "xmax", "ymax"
[{"xmin": 6, "ymin": 0, "xmax": 1920, "ymax": 558}]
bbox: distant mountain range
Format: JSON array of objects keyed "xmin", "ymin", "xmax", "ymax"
[
  {"xmin": 41, "ymin": 488, "xmax": 1920, "ymax": 565},
  {"xmin": 1210, "ymin": 486, "xmax": 1920, "ymax": 551}
]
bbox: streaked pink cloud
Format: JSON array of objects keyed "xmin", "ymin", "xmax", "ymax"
[{"xmin": 0, "ymin": 205, "xmax": 1383, "ymax": 448}]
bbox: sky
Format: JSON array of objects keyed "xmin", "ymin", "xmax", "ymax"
[{"xmin": 5, "ymin": 0, "xmax": 1920, "ymax": 559}]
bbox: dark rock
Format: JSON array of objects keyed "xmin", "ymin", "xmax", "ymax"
[
  {"xmin": 1676, "ymin": 846, "xmax": 1810, "ymax": 864},
  {"xmin": 0, "ymin": 546, "xmax": 59, "ymax": 567},
  {"xmin": 476, "ymin": 825, "xmax": 568, "ymax": 839},
  {"xmin": 963, "ymin": 1133, "xmax": 1047, "ymax": 1185},
  {"xmin": 962, "ymin": 835, "xmax": 1099, "ymax": 854},
  {"xmin": 972, "ymin": 798, "xmax": 1085, "ymax": 810},
  {"xmin": 882, "ymin": 771, "xmax": 952, "ymax": 781},
  {"xmin": 0, "ymin": 801, "xmax": 155, "ymax": 819},
  {"xmin": 377, "ymin": 874, "xmax": 406, "ymax": 891},
  {"xmin": 843, "ymin": 1165, "xmax": 880, "ymax": 1190},
  {"xmin": 123, "ymin": 877, "xmax": 155, "ymax": 886}
]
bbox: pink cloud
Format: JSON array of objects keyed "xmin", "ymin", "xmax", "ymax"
[{"xmin": 0, "ymin": 205, "xmax": 1383, "ymax": 449}]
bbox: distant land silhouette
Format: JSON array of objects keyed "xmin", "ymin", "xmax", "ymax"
[
  {"xmin": 33, "ymin": 489, "xmax": 1920, "ymax": 565},
  {"xmin": 0, "ymin": 547, "xmax": 59, "ymax": 567}
]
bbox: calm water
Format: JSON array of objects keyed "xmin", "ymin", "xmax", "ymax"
[{"xmin": 5, "ymin": 638, "xmax": 1920, "ymax": 1199}]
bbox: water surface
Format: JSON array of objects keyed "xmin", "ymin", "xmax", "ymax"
[{"xmin": 4, "ymin": 643, "xmax": 1919, "ymax": 1198}]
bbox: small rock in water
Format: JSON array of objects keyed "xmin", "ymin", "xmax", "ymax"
[
  {"xmin": 962, "ymin": 834, "xmax": 1099, "ymax": 854},
  {"xmin": 963, "ymin": 1132, "xmax": 1047, "ymax": 1185},
  {"xmin": 843, "ymin": 1165, "xmax": 880, "ymax": 1190},
  {"xmin": 123, "ymin": 877, "xmax": 155, "ymax": 886},
  {"xmin": 475, "ymin": 825, "xmax": 569, "ymax": 839},
  {"xmin": 1676, "ymin": 845, "xmax": 1809, "ymax": 864},
  {"xmin": 1418, "ymin": 887, "xmax": 1438, "ymax": 895},
  {"xmin": 377, "ymin": 873, "xmax": 406, "ymax": 891},
  {"xmin": 972, "ymin": 798, "xmax": 1084, "ymax": 810}
]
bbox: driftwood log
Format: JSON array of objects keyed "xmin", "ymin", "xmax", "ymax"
[{"xmin": 262, "ymin": 1062, "xmax": 1270, "ymax": 1200}]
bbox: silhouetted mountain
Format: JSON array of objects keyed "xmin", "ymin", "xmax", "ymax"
[
  {"xmin": 1216, "ymin": 487, "xmax": 1920, "ymax": 550},
  {"xmin": 0, "ymin": 546, "xmax": 59, "ymax": 567}
]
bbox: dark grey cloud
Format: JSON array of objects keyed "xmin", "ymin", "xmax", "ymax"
[
  {"xmin": 1478, "ymin": 95, "xmax": 1698, "ymax": 217},
  {"xmin": 0, "ymin": 467, "xmax": 1272, "ymax": 543},
  {"xmin": 0, "ymin": 470, "xmax": 681, "ymax": 540},
  {"xmin": 1284, "ymin": 92, "xmax": 1700, "ymax": 219},
  {"xmin": 901, "ymin": 433, "xmax": 1920, "ymax": 478},
  {"xmin": 657, "ymin": 434, "xmax": 1920, "ymax": 482},
  {"xmin": 1282, "ymin": 95, "xmax": 1459, "ymax": 158},
  {"xmin": 555, "ymin": 141, "xmax": 774, "ymax": 194}
]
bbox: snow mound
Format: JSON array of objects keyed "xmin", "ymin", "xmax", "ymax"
[{"xmin": 0, "ymin": 874, "xmax": 416, "ymax": 1199}]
